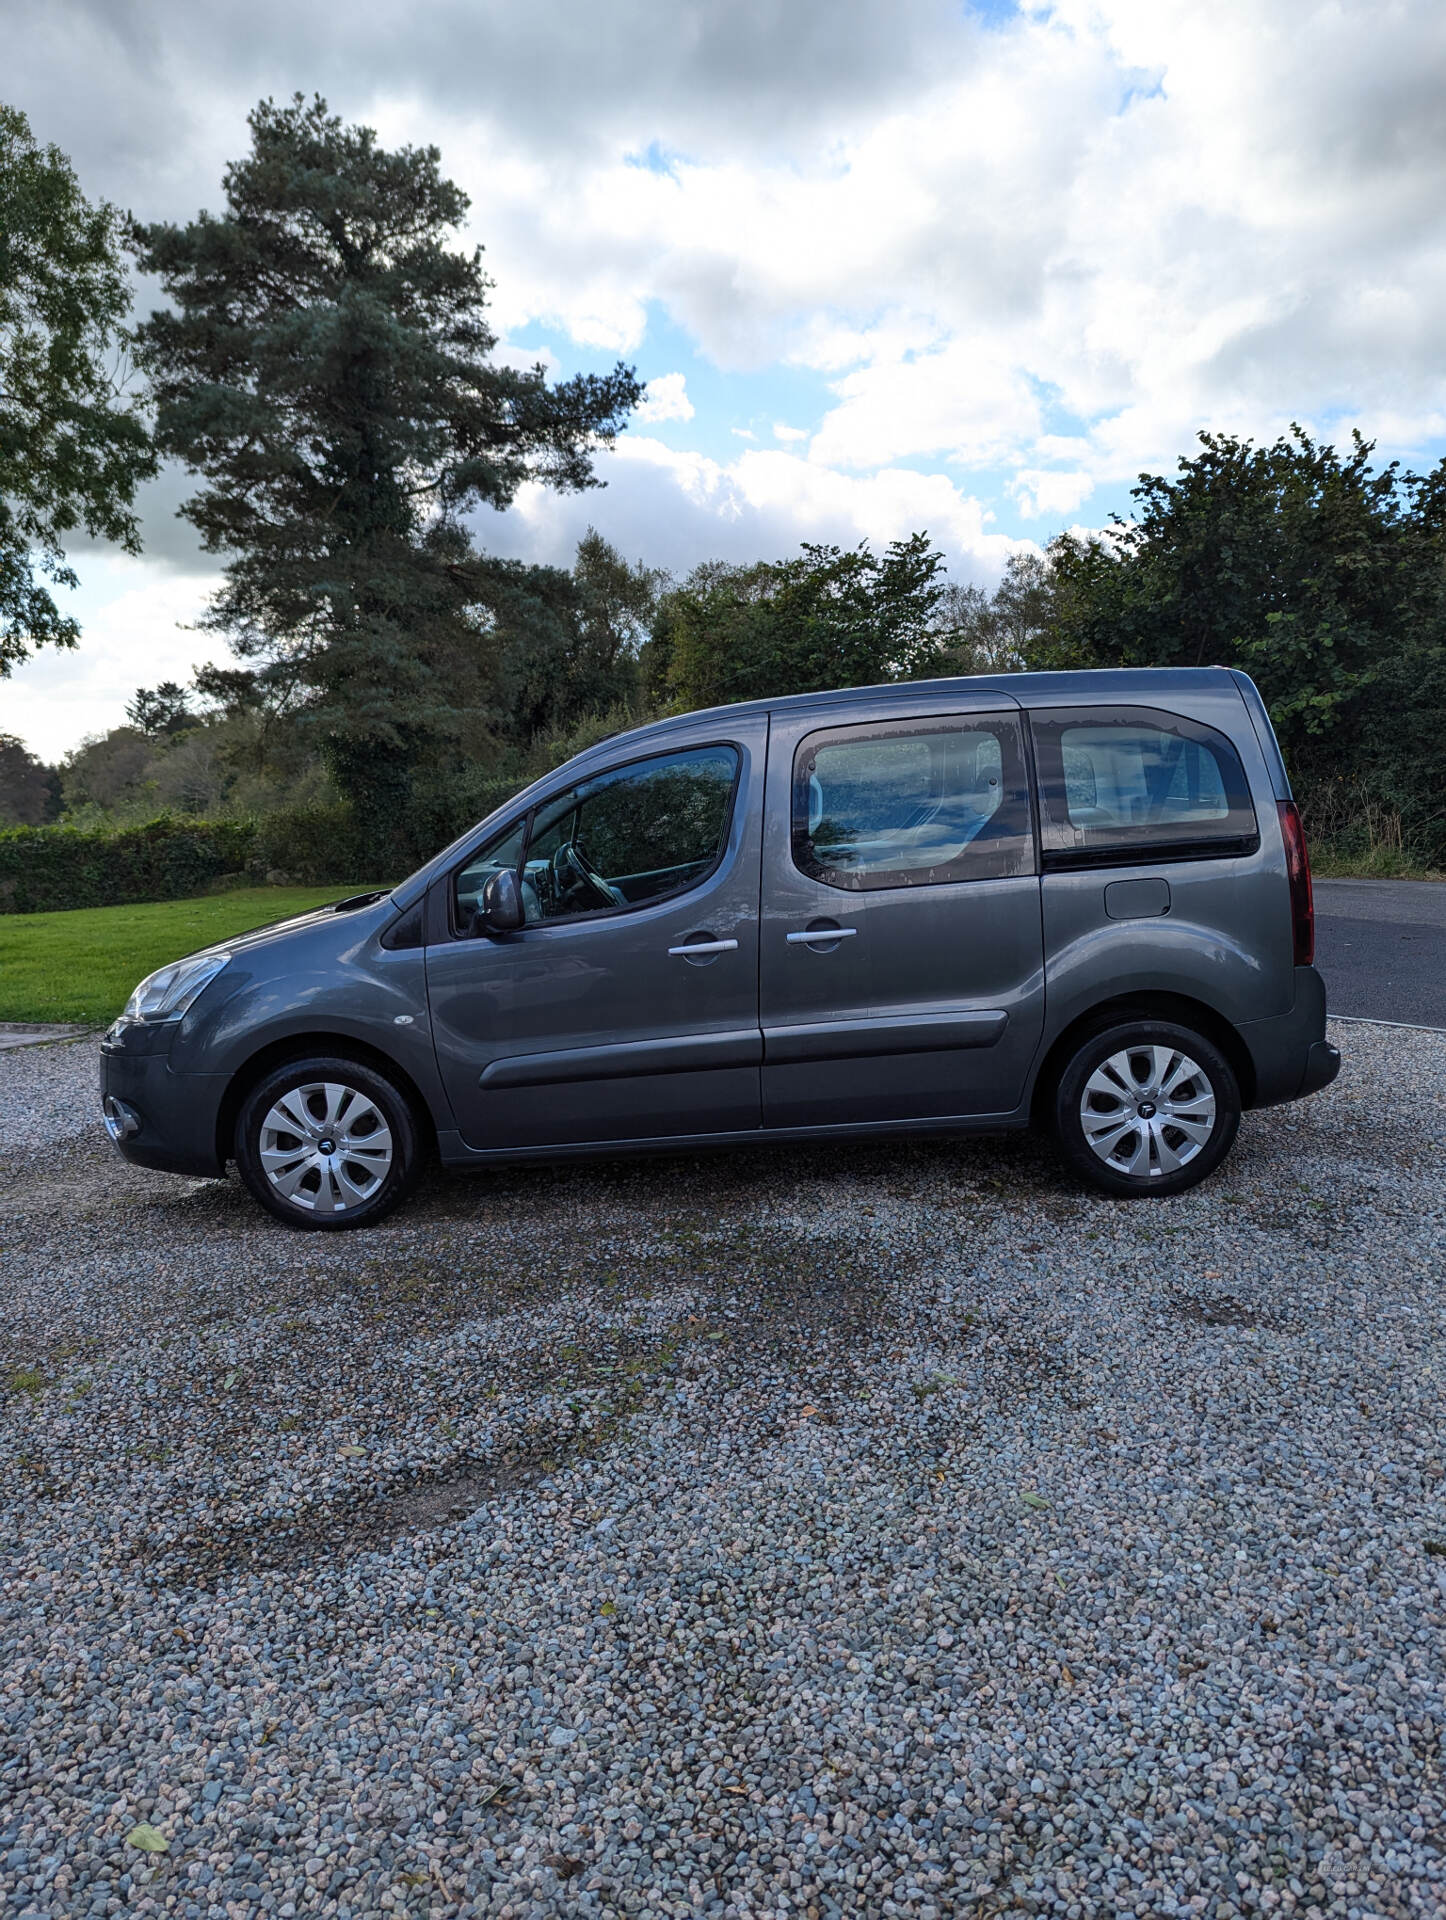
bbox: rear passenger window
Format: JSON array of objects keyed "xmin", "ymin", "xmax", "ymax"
[
  {"xmin": 793, "ymin": 715, "xmax": 1033, "ymax": 890},
  {"xmin": 1031, "ymin": 707, "xmax": 1258, "ymax": 867}
]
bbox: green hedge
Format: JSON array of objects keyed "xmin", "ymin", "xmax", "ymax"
[
  {"xmin": 0, "ymin": 817, "xmax": 259, "ymax": 915},
  {"xmin": 0, "ymin": 779, "xmax": 531, "ymax": 915}
]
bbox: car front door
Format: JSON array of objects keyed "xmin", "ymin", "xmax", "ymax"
[
  {"xmin": 425, "ymin": 720, "xmax": 766, "ymax": 1152},
  {"xmin": 759, "ymin": 701, "xmax": 1045, "ymax": 1129}
]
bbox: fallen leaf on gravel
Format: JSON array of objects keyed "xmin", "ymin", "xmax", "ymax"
[
  {"xmin": 600, "ymin": 1599, "xmax": 617, "ymax": 1617},
  {"xmin": 1020, "ymin": 1491, "xmax": 1051, "ymax": 1510},
  {"xmin": 223, "ymin": 1370, "xmax": 239, "ymax": 1390},
  {"xmin": 800, "ymin": 1405, "xmax": 819, "ymax": 1417},
  {"xmin": 126, "ymin": 1824, "xmax": 169, "ymax": 1853},
  {"xmin": 1424, "ymin": 1541, "xmax": 1446, "ymax": 1557},
  {"xmin": 724, "ymin": 1784, "xmax": 749, "ymax": 1796},
  {"xmin": 337, "ymin": 1444, "xmax": 366, "ymax": 1458},
  {"xmin": 1060, "ymin": 1664, "xmax": 1074, "ymax": 1684}
]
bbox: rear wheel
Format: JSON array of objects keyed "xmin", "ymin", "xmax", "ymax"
[
  {"xmin": 1052, "ymin": 1019, "xmax": 1240, "ymax": 1198},
  {"xmin": 234, "ymin": 1055, "xmax": 422, "ymax": 1230}
]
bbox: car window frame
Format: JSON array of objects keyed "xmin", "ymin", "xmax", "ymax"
[
  {"xmin": 448, "ymin": 738, "xmax": 746, "ymax": 936},
  {"xmin": 790, "ymin": 710, "xmax": 1037, "ymax": 893},
  {"xmin": 1028, "ymin": 703, "xmax": 1260, "ymax": 871}
]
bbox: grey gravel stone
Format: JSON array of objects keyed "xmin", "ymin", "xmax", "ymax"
[{"xmin": 1, "ymin": 1022, "xmax": 1443, "ymax": 1918}]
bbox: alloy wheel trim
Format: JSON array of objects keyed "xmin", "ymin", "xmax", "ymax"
[
  {"xmin": 1079, "ymin": 1043, "xmax": 1217, "ymax": 1179},
  {"xmin": 258, "ymin": 1080, "xmax": 394, "ymax": 1214}
]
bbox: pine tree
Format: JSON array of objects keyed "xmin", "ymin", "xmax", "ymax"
[{"xmin": 132, "ymin": 94, "xmax": 641, "ymax": 837}]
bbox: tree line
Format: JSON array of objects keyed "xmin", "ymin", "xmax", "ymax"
[{"xmin": 3, "ymin": 96, "xmax": 1443, "ymax": 871}]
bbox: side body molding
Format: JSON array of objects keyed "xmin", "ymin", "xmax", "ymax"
[
  {"xmin": 479, "ymin": 1028, "xmax": 762, "ymax": 1089},
  {"xmin": 764, "ymin": 1009, "xmax": 1008, "ymax": 1066}
]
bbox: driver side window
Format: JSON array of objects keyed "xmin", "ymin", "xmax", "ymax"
[{"xmin": 454, "ymin": 744, "xmax": 741, "ymax": 928}]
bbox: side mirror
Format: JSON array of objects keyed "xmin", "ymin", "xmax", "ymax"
[{"xmin": 477, "ymin": 868, "xmax": 524, "ymax": 934}]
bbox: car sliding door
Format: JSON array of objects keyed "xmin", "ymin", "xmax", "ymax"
[{"xmin": 759, "ymin": 703, "xmax": 1044, "ymax": 1128}]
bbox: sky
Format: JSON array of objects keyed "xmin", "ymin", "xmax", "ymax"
[{"xmin": 6, "ymin": 0, "xmax": 1446, "ymax": 761}]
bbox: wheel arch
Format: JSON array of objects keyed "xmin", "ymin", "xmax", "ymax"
[
  {"xmin": 216, "ymin": 1032, "xmax": 439, "ymax": 1170},
  {"xmin": 1029, "ymin": 991, "xmax": 1255, "ymax": 1127}
]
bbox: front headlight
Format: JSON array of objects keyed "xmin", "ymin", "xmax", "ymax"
[{"xmin": 121, "ymin": 951, "xmax": 232, "ymax": 1024}]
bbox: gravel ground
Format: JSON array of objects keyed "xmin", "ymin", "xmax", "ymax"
[{"xmin": 2, "ymin": 1024, "xmax": 1443, "ymax": 1920}]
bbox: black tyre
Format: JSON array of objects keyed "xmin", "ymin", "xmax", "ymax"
[
  {"xmin": 234, "ymin": 1055, "xmax": 423, "ymax": 1230},
  {"xmin": 1052, "ymin": 1019, "xmax": 1240, "ymax": 1199}
]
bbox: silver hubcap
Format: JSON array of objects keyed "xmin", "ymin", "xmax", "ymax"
[
  {"xmin": 259, "ymin": 1081, "xmax": 393, "ymax": 1214},
  {"xmin": 1080, "ymin": 1044, "xmax": 1216, "ymax": 1179}
]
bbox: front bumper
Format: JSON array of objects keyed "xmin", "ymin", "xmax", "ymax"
[
  {"xmin": 1238, "ymin": 965, "xmax": 1341, "ymax": 1109},
  {"xmin": 99, "ymin": 1026, "xmax": 229, "ymax": 1177}
]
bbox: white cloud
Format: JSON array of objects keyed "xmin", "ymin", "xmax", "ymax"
[
  {"xmin": 771, "ymin": 423, "xmax": 809, "ymax": 443},
  {"xmin": 425, "ymin": 0, "xmax": 1446, "ymax": 490},
  {"xmin": 635, "ymin": 372, "xmax": 694, "ymax": 423},
  {"xmin": 5, "ymin": 562, "xmax": 228, "ymax": 764},
  {"xmin": 1008, "ymin": 469, "xmax": 1096, "ymax": 520},
  {"xmin": 476, "ymin": 434, "xmax": 1029, "ymax": 582}
]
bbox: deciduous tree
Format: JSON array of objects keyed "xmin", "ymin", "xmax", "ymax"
[
  {"xmin": 0, "ymin": 104, "xmax": 156, "ymax": 673},
  {"xmin": 649, "ymin": 534, "xmax": 949, "ymax": 710}
]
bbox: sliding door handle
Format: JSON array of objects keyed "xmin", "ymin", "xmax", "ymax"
[{"xmin": 786, "ymin": 926, "xmax": 857, "ymax": 944}]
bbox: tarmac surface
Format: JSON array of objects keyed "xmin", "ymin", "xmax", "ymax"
[{"xmin": 1314, "ymin": 878, "xmax": 1446, "ymax": 1030}]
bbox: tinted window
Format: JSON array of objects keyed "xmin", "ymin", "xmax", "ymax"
[
  {"xmin": 455, "ymin": 745, "xmax": 740, "ymax": 926},
  {"xmin": 1031, "ymin": 707, "xmax": 1257, "ymax": 866},
  {"xmin": 792, "ymin": 716, "xmax": 1033, "ymax": 890}
]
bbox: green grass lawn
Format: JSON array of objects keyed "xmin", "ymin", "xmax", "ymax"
[{"xmin": 0, "ymin": 886, "xmax": 382, "ymax": 1025}]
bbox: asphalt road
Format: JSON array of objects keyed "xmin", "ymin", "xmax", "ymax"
[{"xmin": 1315, "ymin": 878, "xmax": 1446, "ymax": 1029}]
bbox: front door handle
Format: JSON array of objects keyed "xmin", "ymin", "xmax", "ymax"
[
  {"xmin": 786, "ymin": 927, "xmax": 858, "ymax": 944},
  {"xmin": 668, "ymin": 937, "xmax": 739, "ymax": 956}
]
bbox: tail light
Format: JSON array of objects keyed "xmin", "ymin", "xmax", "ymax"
[{"xmin": 1278, "ymin": 800, "xmax": 1314, "ymax": 966}]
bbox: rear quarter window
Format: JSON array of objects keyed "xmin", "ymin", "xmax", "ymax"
[{"xmin": 1030, "ymin": 707, "xmax": 1258, "ymax": 868}]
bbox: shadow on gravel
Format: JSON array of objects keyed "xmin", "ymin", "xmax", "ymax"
[
  {"xmin": 1166, "ymin": 1287, "xmax": 1279, "ymax": 1331},
  {"xmin": 129, "ymin": 1225, "xmax": 929, "ymax": 1586},
  {"xmin": 152, "ymin": 1425, "xmax": 613, "ymax": 1581}
]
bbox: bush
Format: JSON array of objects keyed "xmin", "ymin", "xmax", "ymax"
[
  {"xmin": 0, "ymin": 731, "xmax": 664, "ymax": 914},
  {"xmin": 402, "ymin": 767, "xmax": 523, "ymax": 860},
  {"xmin": 0, "ymin": 776, "xmax": 538, "ymax": 914},
  {"xmin": 250, "ymin": 802, "xmax": 373, "ymax": 887},
  {"xmin": 0, "ymin": 816, "xmax": 258, "ymax": 915}
]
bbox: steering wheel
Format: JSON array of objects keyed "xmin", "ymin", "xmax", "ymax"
[{"xmin": 552, "ymin": 839, "xmax": 626, "ymax": 909}]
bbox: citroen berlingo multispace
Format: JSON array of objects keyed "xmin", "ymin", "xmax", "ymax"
[{"xmin": 101, "ymin": 667, "xmax": 1340, "ymax": 1228}]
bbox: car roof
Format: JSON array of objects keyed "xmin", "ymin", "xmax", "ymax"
[{"xmin": 587, "ymin": 664, "xmax": 1239, "ymax": 755}]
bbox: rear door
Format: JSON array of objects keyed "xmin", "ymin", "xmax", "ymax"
[
  {"xmin": 759, "ymin": 701, "xmax": 1045, "ymax": 1129},
  {"xmin": 426, "ymin": 718, "xmax": 766, "ymax": 1151}
]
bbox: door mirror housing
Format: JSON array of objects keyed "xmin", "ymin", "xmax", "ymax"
[{"xmin": 477, "ymin": 868, "xmax": 524, "ymax": 934}]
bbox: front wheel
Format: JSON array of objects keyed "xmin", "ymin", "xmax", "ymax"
[
  {"xmin": 1052, "ymin": 1019, "xmax": 1240, "ymax": 1198},
  {"xmin": 234, "ymin": 1055, "xmax": 423, "ymax": 1230}
]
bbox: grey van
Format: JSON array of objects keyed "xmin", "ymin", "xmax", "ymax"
[{"xmin": 100, "ymin": 667, "xmax": 1339, "ymax": 1229}]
